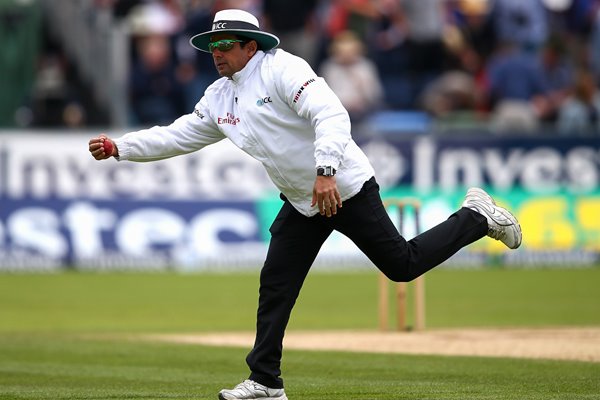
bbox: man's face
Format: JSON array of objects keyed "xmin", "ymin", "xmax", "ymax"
[{"xmin": 210, "ymin": 33, "xmax": 256, "ymax": 78}]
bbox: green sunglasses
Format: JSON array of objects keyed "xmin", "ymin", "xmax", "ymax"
[{"xmin": 208, "ymin": 39, "xmax": 245, "ymax": 53}]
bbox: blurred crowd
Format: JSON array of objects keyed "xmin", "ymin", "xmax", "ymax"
[{"xmin": 11, "ymin": 0, "xmax": 600, "ymax": 134}]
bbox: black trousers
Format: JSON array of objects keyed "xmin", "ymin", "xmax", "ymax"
[{"xmin": 246, "ymin": 178, "xmax": 487, "ymax": 388}]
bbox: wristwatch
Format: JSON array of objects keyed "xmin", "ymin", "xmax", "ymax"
[{"xmin": 316, "ymin": 166, "xmax": 336, "ymax": 177}]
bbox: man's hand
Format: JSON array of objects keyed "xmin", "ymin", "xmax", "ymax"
[
  {"xmin": 311, "ymin": 176, "xmax": 342, "ymax": 217},
  {"xmin": 89, "ymin": 134, "xmax": 117, "ymax": 160}
]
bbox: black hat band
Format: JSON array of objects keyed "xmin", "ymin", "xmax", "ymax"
[{"xmin": 211, "ymin": 20, "xmax": 260, "ymax": 31}]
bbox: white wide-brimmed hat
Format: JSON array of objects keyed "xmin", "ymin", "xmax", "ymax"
[{"xmin": 190, "ymin": 9, "xmax": 280, "ymax": 53}]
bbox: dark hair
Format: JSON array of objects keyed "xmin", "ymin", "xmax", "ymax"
[{"xmin": 237, "ymin": 35, "xmax": 260, "ymax": 50}]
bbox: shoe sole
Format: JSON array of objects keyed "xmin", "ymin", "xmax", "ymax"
[
  {"xmin": 218, "ymin": 393, "xmax": 288, "ymax": 400},
  {"xmin": 494, "ymin": 205, "xmax": 522, "ymax": 249}
]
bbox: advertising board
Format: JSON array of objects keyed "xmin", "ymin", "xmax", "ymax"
[{"xmin": 1, "ymin": 132, "xmax": 598, "ymax": 270}]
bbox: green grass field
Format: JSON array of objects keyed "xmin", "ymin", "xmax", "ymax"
[{"xmin": 1, "ymin": 269, "xmax": 599, "ymax": 399}]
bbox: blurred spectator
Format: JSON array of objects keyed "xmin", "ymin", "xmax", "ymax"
[
  {"xmin": 399, "ymin": 0, "xmax": 450, "ymax": 102},
  {"xmin": 490, "ymin": 0, "xmax": 549, "ymax": 50},
  {"xmin": 419, "ymin": 70, "xmax": 477, "ymax": 119},
  {"xmin": 539, "ymin": 34, "xmax": 574, "ymax": 121},
  {"xmin": 451, "ymin": 0, "xmax": 497, "ymax": 62},
  {"xmin": 543, "ymin": 0, "xmax": 599, "ymax": 40},
  {"xmin": 27, "ymin": 49, "xmax": 88, "ymax": 128},
  {"xmin": 216, "ymin": 0, "xmax": 261, "ymax": 14},
  {"xmin": 262, "ymin": 0, "xmax": 319, "ymax": 66},
  {"xmin": 487, "ymin": 41, "xmax": 551, "ymax": 131},
  {"xmin": 319, "ymin": 30, "xmax": 384, "ymax": 123},
  {"xmin": 129, "ymin": 33, "xmax": 185, "ymax": 125},
  {"xmin": 370, "ymin": 0, "xmax": 450, "ymax": 109},
  {"xmin": 109, "ymin": 0, "xmax": 144, "ymax": 19},
  {"xmin": 486, "ymin": 42, "xmax": 546, "ymax": 103},
  {"xmin": 454, "ymin": 43, "xmax": 492, "ymax": 114},
  {"xmin": 442, "ymin": 1, "xmax": 496, "ymax": 115},
  {"xmin": 127, "ymin": 1, "xmax": 183, "ymax": 35},
  {"xmin": 556, "ymin": 68, "xmax": 600, "ymax": 134},
  {"xmin": 127, "ymin": 2, "xmax": 185, "ymax": 125},
  {"xmin": 591, "ymin": 6, "xmax": 600, "ymax": 83},
  {"xmin": 16, "ymin": 0, "xmax": 600, "ymax": 134},
  {"xmin": 369, "ymin": 1, "xmax": 413, "ymax": 109},
  {"xmin": 176, "ymin": 0, "xmax": 220, "ymax": 111},
  {"xmin": 491, "ymin": 99, "xmax": 541, "ymax": 132},
  {"xmin": 316, "ymin": 0, "xmax": 380, "ymax": 68}
]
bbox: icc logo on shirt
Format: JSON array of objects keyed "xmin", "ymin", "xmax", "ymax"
[{"xmin": 256, "ymin": 97, "xmax": 272, "ymax": 106}]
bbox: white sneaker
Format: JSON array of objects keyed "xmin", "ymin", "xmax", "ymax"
[
  {"xmin": 218, "ymin": 380, "xmax": 288, "ymax": 400},
  {"xmin": 462, "ymin": 187, "xmax": 522, "ymax": 249}
]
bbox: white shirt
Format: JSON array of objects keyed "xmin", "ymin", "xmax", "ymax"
[{"xmin": 115, "ymin": 49, "xmax": 374, "ymax": 216}]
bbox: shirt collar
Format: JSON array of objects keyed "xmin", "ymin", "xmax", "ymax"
[{"xmin": 230, "ymin": 51, "xmax": 265, "ymax": 84}]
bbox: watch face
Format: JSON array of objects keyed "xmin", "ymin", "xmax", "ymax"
[{"xmin": 317, "ymin": 167, "xmax": 335, "ymax": 176}]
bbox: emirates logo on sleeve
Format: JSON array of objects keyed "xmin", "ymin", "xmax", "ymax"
[{"xmin": 217, "ymin": 112, "xmax": 240, "ymax": 125}]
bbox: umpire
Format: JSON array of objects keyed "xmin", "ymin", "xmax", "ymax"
[{"xmin": 89, "ymin": 9, "xmax": 522, "ymax": 400}]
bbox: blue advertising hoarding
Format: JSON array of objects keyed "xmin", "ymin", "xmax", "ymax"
[{"xmin": 1, "ymin": 132, "xmax": 598, "ymax": 270}]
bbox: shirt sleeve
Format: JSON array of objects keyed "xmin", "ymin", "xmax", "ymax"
[
  {"xmin": 274, "ymin": 51, "xmax": 351, "ymax": 170},
  {"xmin": 114, "ymin": 96, "xmax": 225, "ymax": 162}
]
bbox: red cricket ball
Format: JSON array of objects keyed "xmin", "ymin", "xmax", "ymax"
[{"xmin": 103, "ymin": 139, "xmax": 114, "ymax": 156}]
